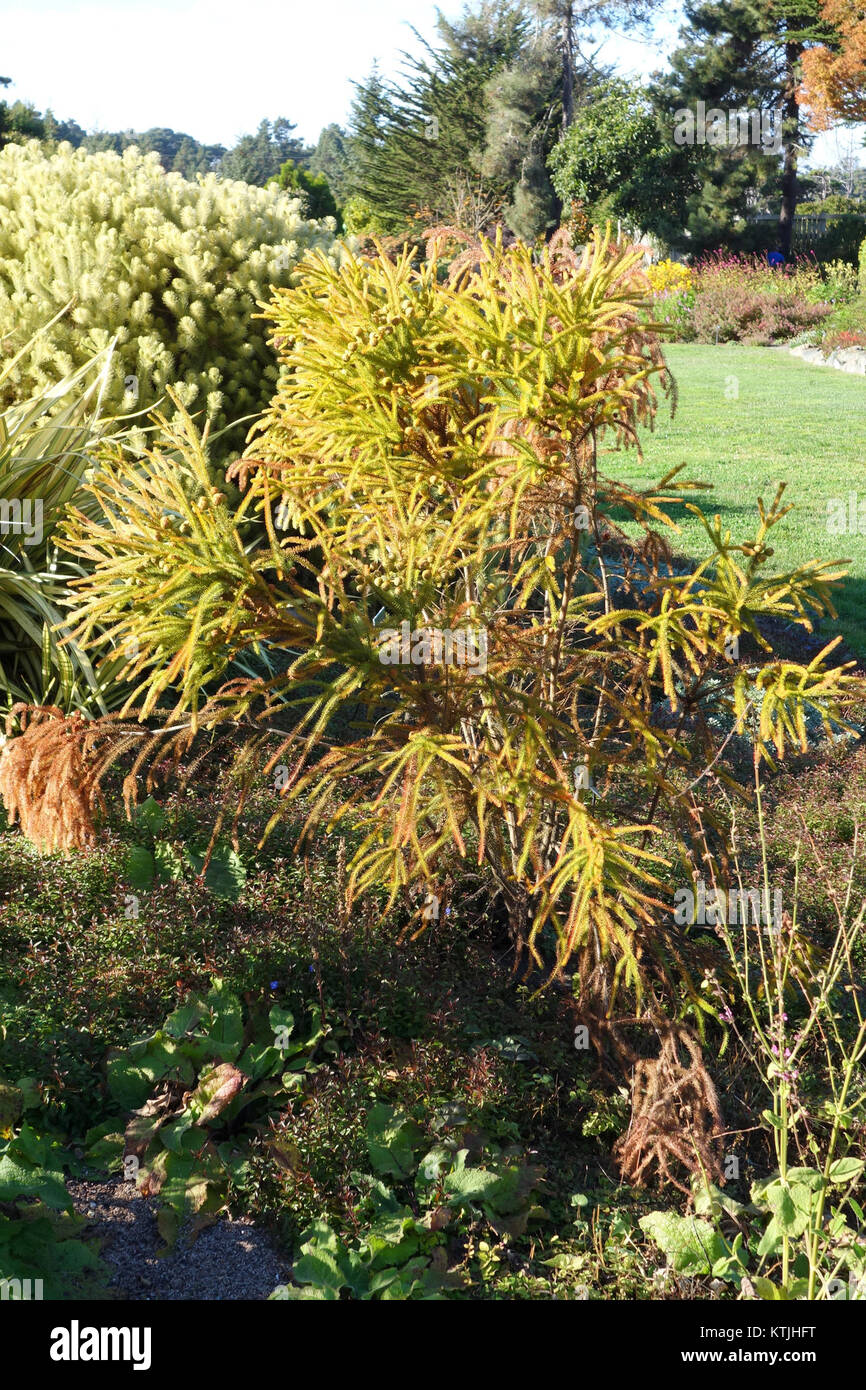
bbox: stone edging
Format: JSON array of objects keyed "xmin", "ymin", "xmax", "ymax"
[{"xmin": 790, "ymin": 343, "xmax": 866, "ymax": 375}]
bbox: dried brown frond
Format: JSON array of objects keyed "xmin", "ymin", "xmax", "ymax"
[
  {"xmin": 613, "ymin": 1022, "xmax": 725, "ymax": 1196},
  {"xmin": 0, "ymin": 704, "xmax": 159, "ymax": 853},
  {"xmin": 0, "ymin": 704, "xmax": 107, "ymax": 853},
  {"xmin": 422, "ymin": 224, "xmax": 485, "ymax": 288}
]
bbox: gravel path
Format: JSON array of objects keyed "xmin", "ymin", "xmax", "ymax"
[{"xmin": 68, "ymin": 1177, "xmax": 289, "ymax": 1301}]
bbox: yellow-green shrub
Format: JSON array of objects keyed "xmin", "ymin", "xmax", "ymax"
[
  {"xmin": 0, "ymin": 141, "xmax": 341, "ymax": 455},
  {"xmin": 59, "ymin": 231, "xmax": 857, "ymax": 1008}
]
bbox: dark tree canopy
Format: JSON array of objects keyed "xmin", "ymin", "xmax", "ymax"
[
  {"xmin": 218, "ymin": 118, "xmax": 310, "ymax": 186},
  {"xmin": 269, "ymin": 158, "xmax": 338, "ymax": 221}
]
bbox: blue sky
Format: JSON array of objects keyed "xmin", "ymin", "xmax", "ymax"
[{"xmin": 1, "ymin": 0, "xmax": 859, "ymax": 167}]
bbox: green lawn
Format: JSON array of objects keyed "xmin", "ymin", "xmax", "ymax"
[{"xmin": 611, "ymin": 344, "xmax": 866, "ymax": 657}]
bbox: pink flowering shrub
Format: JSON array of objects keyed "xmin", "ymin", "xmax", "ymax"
[
  {"xmin": 694, "ymin": 250, "xmax": 823, "ymax": 300},
  {"xmin": 670, "ymin": 252, "xmax": 833, "ymax": 345},
  {"xmin": 691, "ymin": 283, "xmax": 831, "ymax": 345}
]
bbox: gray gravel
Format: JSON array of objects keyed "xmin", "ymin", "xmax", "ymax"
[{"xmin": 68, "ymin": 1177, "xmax": 289, "ymax": 1301}]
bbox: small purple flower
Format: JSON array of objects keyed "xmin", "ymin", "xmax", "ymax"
[
  {"xmin": 720, "ymin": 1007, "xmax": 734, "ymax": 1024},
  {"xmin": 270, "ymin": 980, "xmax": 279, "ymax": 990}
]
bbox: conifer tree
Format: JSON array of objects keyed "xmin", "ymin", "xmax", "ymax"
[
  {"xmin": 219, "ymin": 118, "xmax": 310, "ymax": 186},
  {"xmin": 657, "ymin": 0, "xmax": 839, "ymax": 254},
  {"xmin": 310, "ymin": 124, "xmax": 353, "ymax": 205},
  {"xmin": 0, "ymin": 79, "xmax": 46, "ymax": 149},
  {"xmin": 57, "ymin": 232, "xmax": 857, "ymax": 1005},
  {"xmin": 482, "ymin": 0, "xmax": 667, "ymax": 239},
  {"xmin": 347, "ymin": 5, "xmax": 529, "ymax": 232}
]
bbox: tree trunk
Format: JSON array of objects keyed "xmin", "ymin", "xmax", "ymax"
[
  {"xmin": 562, "ymin": 2, "xmax": 576, "ymax": 131},
  {"xmin": 778, "ymin": 41, "xmax": 802, "ymax": 257}
]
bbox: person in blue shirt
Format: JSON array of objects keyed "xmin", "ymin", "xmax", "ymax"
[{"xmin": 767, "ymin": 245, "xmax": 786, "ymax": 267}]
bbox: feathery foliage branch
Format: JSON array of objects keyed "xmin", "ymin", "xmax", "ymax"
[{"xmin": 45, "ymin": 229, "xmax": 859, "ymax": 1011}]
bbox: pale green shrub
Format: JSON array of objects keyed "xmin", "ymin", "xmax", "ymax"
[{"xmin": 0, "ymin": 141, "xmax": 340, "ymax": 455}]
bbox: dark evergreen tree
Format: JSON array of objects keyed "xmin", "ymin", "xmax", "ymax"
[
  {"xmin": 655, "ymin": 1, "xmax": 837, "ymax": 254},
  {"xmin": 0, "ymin": 80, "xmax": 47, "ymax": 148},
  {"xmin": 219, "ymin": 118, "xmax": 310, "ymax": 186},
  {"xmin": 269, "ymin": 158, "xmax": 338, "ymax": 220},
  {"xmin": 347, "ymin": 4, "xmax": 529, "ymax": 232},
  {"xmin": 310, "ymin": 124, "xmax": 352, "ymax": 205},
  {"xmin": 483, "ymin": 0, "xmax": 668, "ymax": 239},
  {"xmin": 42, "ymin": 110, "xmax": 86, "ymax": 146},
  {"xmin": 81, "ymin": 127, "xmax": 225, "ymax": 174},
  {"xmin": 532, "ymin": 1, "xmax": 668, "ymax": 131}
]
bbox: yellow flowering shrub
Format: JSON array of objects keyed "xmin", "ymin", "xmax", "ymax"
[{"xmin": 646, "ymin": 259, "xmax": 693, "ymax": 295}]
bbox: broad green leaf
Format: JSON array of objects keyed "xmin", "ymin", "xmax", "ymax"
[
  {"xmin": 135, "ymin": 796, "xmax": 166, "ymax": 834},
  {"xmin": 0, "ymin": 1154, "xmax": 70, "ymax": 1210},
  {"xmin": 365, "ymin": 1104, "xmax": 424, "ymax": 1179},
  {"xmin": 125, "ymin": 845, "xmax": 155, "ymax": 891},
  {"xmin": 184, "ymin": 843, "xmax": 246, "ymax": 901},
  {"xmin": 154, "ymin": 840, "xmax": 184, "ymax": 882},
  {"xmin": 106, "ymin": 1034, "xmax": 195, "ymax": 1109},
  {"xmin": 829, "ymin": 1158, "xmax": 865, "ymax": 1185},
  {"xmin": 639, "ymin": 1211, "xmax": 729, "ymax": 1275}
]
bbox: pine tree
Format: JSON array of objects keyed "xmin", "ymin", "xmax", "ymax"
[
  {"xmin": 0, "ymin": 90, "xmax": 46, "ymax": 148},
  {"xmin": 483, "ymin": 0, "xmax": 667, "ymax": 240},
  {"xmin": 347, "ymin": 4, "xmax": 529, "ymax": 232},
  {"xmin": 41, "ymin": 110, "xmax": 86, "ymax": 147},
  {"xmin": 310, "ymin": 124, "xmax": 352, "ymax": 205},
  {"xmin": 656, "ymin": 0, "xmax": 838, "ymax": 255},
  {"xmin": 481, "ymin": 19, "xmax": 573, "ymax": 238},
  {"xmin": 219, "ymin": 119, "xmax": 310, "ymax": 186}
]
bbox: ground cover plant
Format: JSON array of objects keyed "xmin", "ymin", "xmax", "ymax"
[
  {"xmin": 87, "ymin": 978, "xmax": 335, "ymax": 1247},
  {"xmin": 1, "ymin": 729, "xmax": 864, "ymax": 1300}
]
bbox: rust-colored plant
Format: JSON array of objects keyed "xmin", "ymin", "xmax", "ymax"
[
  {"xmin": 0, "ymin": 704, "xmax": 106, "ymax": 852},
  {"xmin": 613, "ymin": 1023, "xmax": 725, "ymax": 1194}
]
